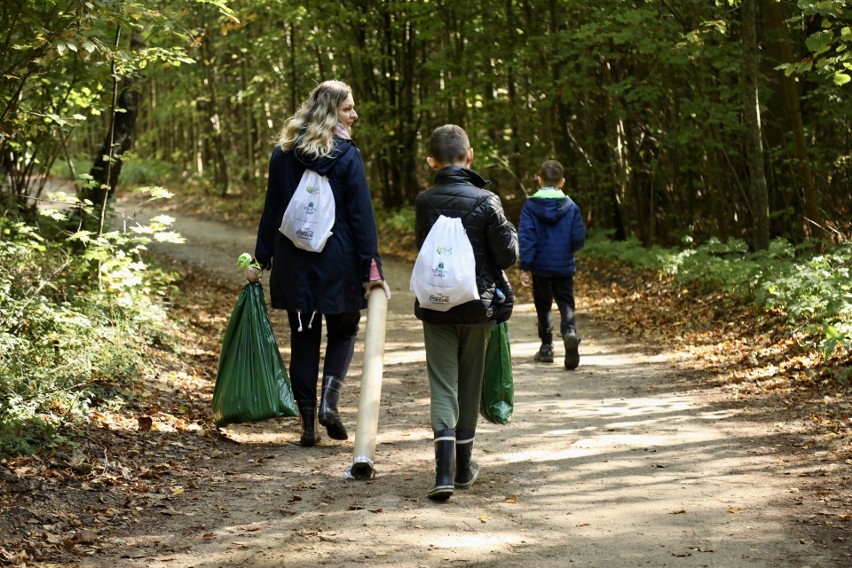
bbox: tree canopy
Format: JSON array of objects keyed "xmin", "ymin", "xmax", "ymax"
[{"xmin": 2, "ymin": 0, "xmax": 850, "ymax": 247}]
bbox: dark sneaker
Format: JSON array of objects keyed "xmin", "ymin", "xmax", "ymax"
[
  {"xmin": 563, "ymin": 333, "xmax": 580, "ymax": 370},
  {"xmin": 534, "ymin": 343, "xmax": 554, "ymax": 363}
]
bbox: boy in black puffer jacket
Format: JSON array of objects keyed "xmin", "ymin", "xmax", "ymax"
[{"xmin": 413, "ymin": 124, "xmax": 518, "ymax": 502}]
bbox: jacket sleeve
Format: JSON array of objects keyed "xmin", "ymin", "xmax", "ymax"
[
  {"xmin": 254, "ymin": 148, "xmax": 286, "ymax": 270},
  {"xmin": 570, "ymin": 204, "xmax": 586, "ymax": 253},
  {"xmin": 518, "ymin": 203, "xmax": 536, "ymax": 270},
  {"xmin": 342, "ymin": 149, "xmax": 383, "ymax": 282},
  {"xmin": 484, "ymin": 194, "xmax": 519, "ymax": 270}
]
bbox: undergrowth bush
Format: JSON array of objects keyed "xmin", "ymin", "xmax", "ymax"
[
  {"xmin": 375, "ymin": 206, "xmax": 416, "ymax": 233},
  {"xmin": 0, "ymin": 188, "xmax": 181, "ymax": 456},
  {"xmin": 583, "ymin": 232, "xmax": 852, "ymax": 360},
  {"xmin": 51, "ymin": 153, "xmax": 181, "ymax": 188}
]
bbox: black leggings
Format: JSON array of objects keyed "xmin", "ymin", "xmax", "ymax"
[{"xmin": 286, "ymin": 310, "xmax": 361, "ymax": 402}]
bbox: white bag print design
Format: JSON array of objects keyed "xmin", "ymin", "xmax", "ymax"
[
  {"xmin": 279, "ymin": 169, "xmax": 335, "ymax": 253},
  {"xmin": 410, "ymin": 215, "xmax": 479, "ymax": 312}
]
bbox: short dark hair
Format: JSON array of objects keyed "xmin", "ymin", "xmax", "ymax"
[
  {"xmin": 429, "ymin": 124, "xmax": 470, "ymax": 165},
  {"xmin": 538, "ymin": 160, "xmax": 564, "ymax": 186}
]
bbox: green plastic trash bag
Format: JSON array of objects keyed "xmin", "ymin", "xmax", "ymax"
[
  {"xmin": 212, "ymin": 282, "xmax": 297, "ymax": 427},
  {"xmin": 480, "ymin": 321, "xmax": 514, "ymax": 425}
]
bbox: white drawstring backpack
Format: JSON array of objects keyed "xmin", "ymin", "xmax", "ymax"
[
  {"xmin": 410, "ymin": 211, "xmax": 480, "ymax": 312},
  {"xmin": 279, "ymin": 169, "xmax": 335, "ymax": 253}
]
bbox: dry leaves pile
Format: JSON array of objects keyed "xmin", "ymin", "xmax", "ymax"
[{"xmin": 0, "ymin": 267, "xmax": 235, "ymax": 567}]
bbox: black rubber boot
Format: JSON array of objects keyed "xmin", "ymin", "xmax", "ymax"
[
  {"xmin": 319, "ymin": 375, "xmax": 348, "ymax": 440},
  {"xmin": 297, "ymin": 399, "xmax": 319, "ymax": 447},
  {"xmin": 427, "ymin": 429, "xmax": 455, "ymax": 502},
  {"xmin": 455, "ymin": 432, "xmax": 479, "ymax": 489}
]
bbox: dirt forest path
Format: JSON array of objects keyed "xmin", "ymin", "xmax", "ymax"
[{"xmin": 82, "ymin": 202, "xmax": 845, "ymax": 568}]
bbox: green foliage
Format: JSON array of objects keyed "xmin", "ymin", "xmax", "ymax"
[
  {"xmin": 584, "ymin": 231, "xmax": 852, "ymax": 360},
  {"xmin": 0, "ymin": 0, "xmax": 232, "ymax": 213},
  {"xmin": 582, "ymin": 231, "xmax": 667, "ymax": 271},
  {"xmin": 0, "ymin": 195, "xmax": 180, "ymax": 457},
  {"xmin": 781, "ymin": 0, "xmax": 852, "ymax": 85},
  {"xmin": 374, "ymin": 206, "xmax": 416, "ymax": 234},
  {"xmin": 116, "ymin": 153, "xmax": 183, "ymax": 187}
]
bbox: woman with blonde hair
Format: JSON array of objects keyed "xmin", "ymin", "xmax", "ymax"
[{"xmin": 250, "ymin": 80, "xmax": 389, "ymax": 447}]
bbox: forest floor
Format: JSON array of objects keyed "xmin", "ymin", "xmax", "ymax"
[{"xmin": 1, "ymin": 190, "xmax": 850, "ymax": 567}]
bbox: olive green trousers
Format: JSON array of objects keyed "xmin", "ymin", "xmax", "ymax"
[{"xmin": 422, "ymin": 322, "xmax": 492, "ymax": 433}]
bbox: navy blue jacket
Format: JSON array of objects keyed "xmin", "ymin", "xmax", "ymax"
[
  {"xmin": 518, "ymin": 188, "xmax": 586, "ymax": 277},
  {"xmin": 254, "ymin": 139, "xmax": 382, "ymax": 314},
  {"xmin": 414, "ymin": 166, "xmax": 518, "ymax": 325}
]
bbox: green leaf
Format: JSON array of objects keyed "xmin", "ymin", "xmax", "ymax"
[
  {"xmin": 806, "ymin": 31, "xmax": 834, "ymax": 56},
  {"xmin": 833, "ymin": 72, "xmax": 850, "ymax": 85}
]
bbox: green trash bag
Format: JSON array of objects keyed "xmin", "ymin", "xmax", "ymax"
[
  {"xmin": 212, "ymin": 282, "xmax": 297, "ymax": 427},
  {"xmin": 480, "ymin": 321, "xmax": 514, "ymax": 425}
]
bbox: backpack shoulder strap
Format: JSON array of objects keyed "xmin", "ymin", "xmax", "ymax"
[{"xmin": 424, "ymin": 193, "xmax": 490, "ymax": 220}]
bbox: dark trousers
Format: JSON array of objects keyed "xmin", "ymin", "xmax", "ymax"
[
  {"xmin": 287, "ymin": 310, "xmax": 361, "ymax": 402},
  {"xmin": 532, "ymin": 273, "xmax": 576, "ymax": 344}
]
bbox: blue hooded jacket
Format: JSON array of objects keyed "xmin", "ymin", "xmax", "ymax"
[
  {"xmin": 254, "ymin": 139, "xmax": 382, "ymax": 314},
  {"xmin": 518, "ymin": 188, "xmax": 586, "ymax": 277}
]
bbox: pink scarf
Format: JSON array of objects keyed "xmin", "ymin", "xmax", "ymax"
[{"xmin": 334, "ymin": 122, "xmax": 351, "ymax": 140}]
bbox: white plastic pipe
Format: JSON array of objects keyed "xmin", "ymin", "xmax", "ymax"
[{"xmin": 349, "ymin": 286, "xmax": 388, "ymax": 480}]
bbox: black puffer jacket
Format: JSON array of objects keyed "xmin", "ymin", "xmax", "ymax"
[{"xmin": 413, "ymin": 166, "xmax": 518, "ymax": 325}]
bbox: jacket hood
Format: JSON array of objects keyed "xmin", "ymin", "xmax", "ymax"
[
  {"xmin": 294, "ymin": 137, "xmax": 354, "ymax": 176},
  {"xmin": 525, "ymin": 192, "xmax": 574, "ymax": 224}
]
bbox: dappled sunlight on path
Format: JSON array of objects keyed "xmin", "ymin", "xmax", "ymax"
[{"xmin": 75, "ymin": 212, "xmax": 844, "ymax": 568}]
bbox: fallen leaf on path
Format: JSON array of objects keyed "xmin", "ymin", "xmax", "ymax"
[{"xmin": 670, "ymin": 509, "xmax": 687, "ymax": 515}]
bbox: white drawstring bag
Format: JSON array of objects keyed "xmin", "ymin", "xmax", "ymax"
[
  {"xmin": 279, "ymin": 169, "xmax": 335, "ymax": 253},
  {"xmin": 410, "ymin": 215, "xmax": 479, "ymax": 311}
]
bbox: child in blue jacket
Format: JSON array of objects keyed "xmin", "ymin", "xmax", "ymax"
[{"xmin": 519, "ymin": 160, "xmax": 586, "ymax": 370}]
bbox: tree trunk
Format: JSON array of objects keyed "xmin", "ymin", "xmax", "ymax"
[
  {"xmin": 742, "ymin": 0, "xmax": 770, "ymax": 251},
  {"xmin": 198, "ymin": 34, "xmax": 229, "ymax": 197},
  {"xmin": 82, "ymin": 30, "xmax": 145, "ymax": 227},
  {"xmin": 761, "ymin": 0, "xmax": 823, "ymax": 240},
  {"xmin": 600, "ymin": 53, "xmax": 629, "ymax": 242}
]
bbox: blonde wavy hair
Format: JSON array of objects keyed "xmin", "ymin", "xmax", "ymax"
[{"xmin": 277, "ymin": 80, "xmax": 352, "ymax": 159}]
